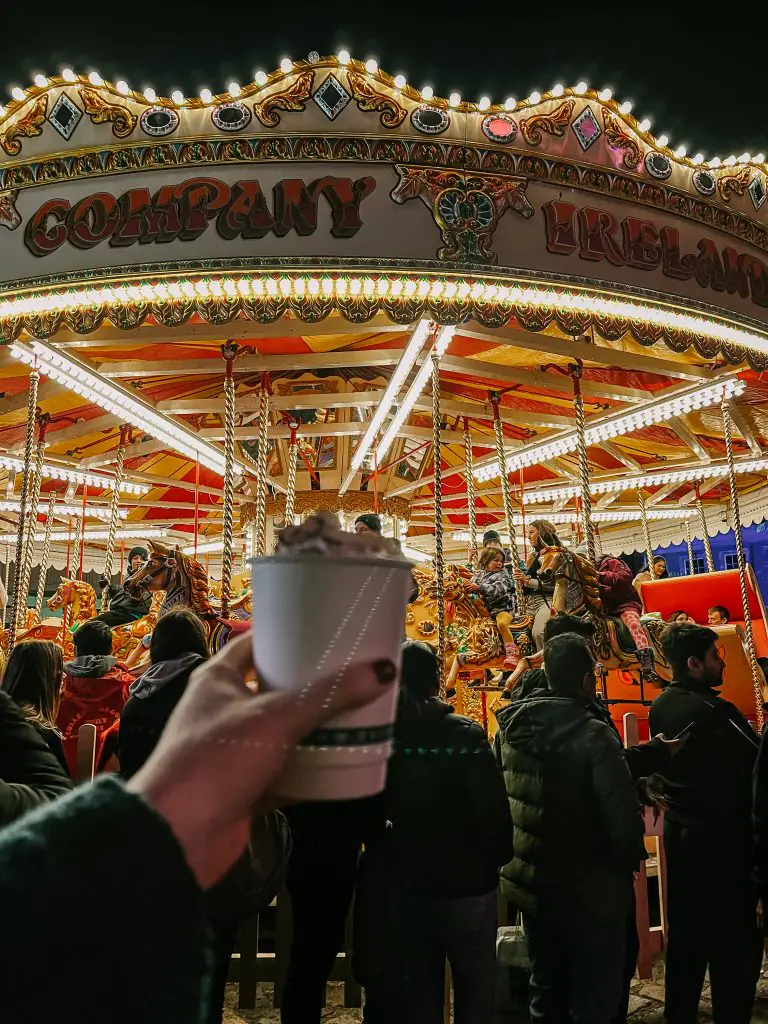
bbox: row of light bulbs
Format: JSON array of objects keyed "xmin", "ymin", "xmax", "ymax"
[
  {"xmin": 0, "ymin": 526, "xmax": 169, "ymax": 544},
  {"xmin": 0, "ymin": 453, "xmax": 148, "ymax": 492},
  {"xmin": 2, "ymin": 275, "xmax": 766, "ymax": 358},
  {"xmin": 0, "ymin": 498, "xmax": 127, "ymax": 521},
  {"xmin": 1, "ymin": 55, "xmax": 764, "ymax": 171}
]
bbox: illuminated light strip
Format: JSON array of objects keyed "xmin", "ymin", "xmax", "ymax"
[
  {"xmin": 1, "ymin": 274, "xmax": 767, "ymax": 359},
  {"xmin": 339, "ymin": 319, "xmax": 432, "ymax": 495},
  {"xmin": 0, "ymin": 453, "xmax": 149, "ymax": 493},
  {"xmin": 475, "ymin": 378, "xmax": 746, "ymax": 482},
  {"xmin": 377, "ymin": 325, "xmax": 456, "ymax": 462},
  {"xmin": 10, "ymin": 340, "xmax": 244, "ymax": 477},
  {"xmin": 183, "ymin": 539, "xmax": 224, "ymax": 554},
  {"xmin": 0, "ymin": 526, "xmax": 170, "ymax": 543},
  {"xmin": 0, "ymin": 498, "xmax": 128, "ymax": 521},
  {"xmin": 522, "ymin": 456, "xmax": 768, "ymax": 503},
  {"xmin": 401, "ymin": 544, "xmax": 431, "ymax": 564},
  {"xmin": 451, "ymin": 508, "xmax": 692, "ymax": 535}
]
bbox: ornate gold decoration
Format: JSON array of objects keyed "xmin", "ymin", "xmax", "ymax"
[
  {"xmin": 347, "ymin": 73, "xmax": 407, "ymax": 127},
  {"xmin": 1, "ymin": 96, "xmax": 48, "ymax": 156},
  {"xmin": 242, "ymin": 490, "xmax": 411, "ymax": 525},
  {"xmin": 253, "ymin": 71, "xmax": 314, "ymax": 127},
  {"xmin": 520, "ymin": 99, "xmax": 575, "ymax": 146},
  {"xmin": 79, "ymin": 87, "xmax": 137, "ymax": 138},
  {"xmin": 718, "ymin": 166, "xmax": 751, "ymax": 202},
  {"xmin": 272, "ymin": 379, "xmax": 337, "ymax": 397},
  {"xmin": 601, "ymin": 110, "xmax": 642, "ymax": 169}
]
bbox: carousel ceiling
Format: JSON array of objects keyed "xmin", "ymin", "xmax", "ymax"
[{"xmin": 2, "ymin": 56, "xmax": 768, "ymax": 564}]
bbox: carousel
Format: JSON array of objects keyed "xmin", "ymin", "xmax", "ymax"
[{"xmin": 2, "ymin": 54, "xmax": 768, "ymax": 734}]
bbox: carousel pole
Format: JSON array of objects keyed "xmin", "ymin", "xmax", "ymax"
[
  {"xmin": 694, "ymin": 483, "xmax": 715, "ymax": 572},
  {"xmin": 570, "ymin": 363, "xmax": 596, "ymax": 564},
  {"xmin": 8, "ymin": 363, "xmax": 40, "ymax": 650},
  {"xmin": 432, "ymin": 351, "xmax": 446, "ymax": 691},
  {"xmin": 253, "ymin": 372, "xmax": 271, "ymax": 558},
  {"xmin": 638, "ymin": 491, "xmax": 655, "ymax": 577},
  {"xmin": 70, "ymin": 502, "xmax": 84, "ymax": 583},
  {"xmin": 18, "ymin": 412, "xmax": 50, "ymax": 626},
  {"xmin": 489, "ymin": 391, "xmax": 525, "ymax": 609},
  {"xmin": 462, "ymin": 418, "xmax": 478, "ymax": 566},
  {"xmin": 220, "ymin": 342, "xmax": 238, "ymax": 619},
  {"xmin": 285, "ymin": 421, "xmax": 299, "ymax": 527},
  {"xmin": 102, "ymin": 425, "xmax": 129, "ymax": 588},
  {"xmin": 721, "ymin": 397, "xmax": 764, "ymax": 728},
  {"xmin": 77, "ymin": 484, "xmax": 88, "ymax": 580},
  {"xmin": 684, "ymin": 518, "xmax": 696, "ymax": 574},
  {"xmin": 34, "ymin": 492, "xmax": 56, "ymax": 622}
]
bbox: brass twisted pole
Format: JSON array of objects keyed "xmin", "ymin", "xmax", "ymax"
[
  {"xmin": 102, "ymin": 425, "xmax": 129, "ymax": 587},
  {"xmin": 463, "ymin": 419, "xmax": 478, "ymax": 567},
  {"xmin": 18, "ymin": 413, "xmax": 49, "ymax": 625},
  {"xmin": 432, "ymin": 351, "xmax": 446, "ymax": 691},
  {"xmin": 34, "ymin": 492, "xmax": 56, "ymax": 622},
  {"xmin": 694, "ymin": 483, "xmax": 715, "ymax": 572},
  {"xmin": 570, "ymin": 363, "xmax": 596, "ymax": 565},
  {"xmin": 684, "ymin": 518, "xmax": 695, "ymax": 574},
  {"xmin": 489, "ymin": 391, "xmax": 525, "ymax": 611},
  {"xmin": 254, "ymin": 372, "xmax": 271, "ymax": 558},
  {"xmin": 285, "ymin": 422, "xmax": 299, "ymax": 526},
  {"xmin": 8, "ymin": 366, "xmax": 40, "ymax": 649},
  {"xmin": 638, "ymin": 491, "xmax": 655, "ymax": 577},
  {"xmin": 721, "ymin": 397, "xmax": 764, "ymax": 729},
  {"xmin": 220, "ymin": 342, "xmax": 238, "ymax": 619}
]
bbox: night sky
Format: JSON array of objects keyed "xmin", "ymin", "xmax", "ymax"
[{"xmin": 1, "ymin": 6, "xmax": 764, "ymax": 158}]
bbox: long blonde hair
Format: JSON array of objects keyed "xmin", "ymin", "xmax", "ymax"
[{"xmin": 2, "ymin": 639, "xmax": 63, "ymax": 729}]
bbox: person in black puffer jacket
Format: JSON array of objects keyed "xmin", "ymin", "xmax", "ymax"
[
  {"xmin": 495, "ymin": 632, "xmax": 644, "ymax": 1024},
  {"xmin": 355, "ymin": 640, "xmax": 513, "ymax": 1024},
  {"xmin": 95, "ymin": 545, "xmax": 152, "ymax": 627}
]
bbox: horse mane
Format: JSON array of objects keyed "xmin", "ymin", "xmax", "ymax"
[
  {"xmin": 174, "ymin": 547, "xmax": 214, "ymax": 617},
  {"xmin": 567, "ymin": 550, "xmax": 603, "ymax": 615}
]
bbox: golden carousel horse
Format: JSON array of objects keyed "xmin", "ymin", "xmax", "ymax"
[
  {"xmin": 209, "ymin": 571, "xmax": 252, "ymax": 619},
  {"xmin": 111, "ymin": 590, "xmax": 166, "ymax": 665},
  {"xmin": 0, "ymin": 608, "xmax": 61, "ymax": 654},
  {"xmin": 123, "ymin": 540, "xmax": 250, "ymax": 651},
  {"xmin": 43, "ymin": 578, "xmax": 99, "ymax": 658}
]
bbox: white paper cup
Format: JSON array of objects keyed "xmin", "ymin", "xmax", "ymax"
[{"xmin": 248, "ymin": 553, "xmax": 414, "ymax": 801}]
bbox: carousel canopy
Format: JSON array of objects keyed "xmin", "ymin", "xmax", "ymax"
[{"xmin": 2, "ymin": 56, "xmax": 768, "ymax": 566}]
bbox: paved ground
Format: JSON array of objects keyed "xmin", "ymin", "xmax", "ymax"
[{"xmin": 222, "ymin": 959, "xmax": 768, "ymax": 1022}]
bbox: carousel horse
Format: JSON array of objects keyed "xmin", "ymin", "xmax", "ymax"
[
  {"xmin": 536, "ymin": 545, "xmax": 672, "ymax": 684},
  {"xmin": 209, "ymin": 571, "xmax": 252, "ymax": 619},
  {"xmin": 0, "ymin": 608, "xmax": 61, "ymax": 654},
  {"xmin": 123, "ymin": 540, "xmax": 250, "ymax": 651},
  {"xmin": 110, "ymin": 590, "xmax": 165, "ymax": 665},
  {"xmin": 47, "ymin": 577, "xmax": 97, "ymax": 625}
]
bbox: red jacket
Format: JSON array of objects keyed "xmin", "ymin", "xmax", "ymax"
[
  {"xmin": 597, "ymin": 556, "xmax": 643, "ymax": 617},
  {"xmin": 57, "ymin": 656, "xmax": 133, "ymax": 776}
]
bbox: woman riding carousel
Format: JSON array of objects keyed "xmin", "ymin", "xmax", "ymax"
[{"xmin": 512, "ymin": 519, "xmax": 562, "ymax": 650}]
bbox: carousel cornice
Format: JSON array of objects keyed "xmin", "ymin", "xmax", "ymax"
[
  {"xmin": 241, "ymin": 490, "xmax": 412, "ymax": 525},
  {"xmin": 0, "ymin": 56, "xmax": 765, "ymax": 176},
  {"xmin": 0, "ymin": 452, "xmax": 149, "ymax": 491},
  {"xmin": 2, "ymin": 271, "xmax": 768, "ymax": 370},
  {"xmin": 0, "ymin": 498, "xmax": 128, "ymax": 520}
]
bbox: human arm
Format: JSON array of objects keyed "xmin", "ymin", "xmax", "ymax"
[
  {"xmin": 623, "ymin": 734, "xmax": 675, "ymax": 782},
  {"xmin": 589, "ymin": 723, "xmax": 645, "ymax": 870},
  {"xmin": 598, "ymin": 557, "xmax": 632, "ymax": 589},
  {"xmin": 0, "ymin": 691, "xmax": 73, "ymax": 825}
]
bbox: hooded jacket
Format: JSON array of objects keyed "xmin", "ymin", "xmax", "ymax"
[
  {"xmin": 494, "ymin": 694, "xmax": 644, "ymax": 917},
  {"xmin": 58, "ymin": 656, "xmax": 134, "ymax": 777},
  {"xmin": 597, "ymin": 554, "xmax": 643, "ymax": 616},
  {"xmin": 118, "ymin": 654, "xmax": 206, "ymax": 779}
]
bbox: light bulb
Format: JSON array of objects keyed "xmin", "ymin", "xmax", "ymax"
[
  {"xmin": 449, "ymin": 91, "xmax": 461, "ymax": 106},
  {"xmin": 674, "ymin": 144, "xmax": 686, "ymax": 158},
  {"xmin": 33, "ymin": 74, "xmax": 48, "ymax": 88},
  {"xmin": 88, "ymin": 71, "xmax": 103, "ymax": 85},
  {"xmin": 171, "ymin": 89, "xmax": 184, "ymax": 104},
  {"xmin": 638, "ymin": 118, "xmax": 651, "ymax": 132},
  {"xmin": 504, "ymin": 96, "xmax": 516, "ymax": 109},
  {"xmin": 336, "ymin": 49, "xmax": 351, "ymax": 65},
  {"xmin": 394, "ymin": 73, "xmax": 406, "ymax": 89},
  {"xmin": 478, "ymin": 95, "xmax": 491, "ymax": 110},
  {"xmin": 254, "ymin": 70, "xmax": 267, "ymax": 85},
  {"xmin": 598, "ymin": 87, "xmax": 612, "ymax": 100},
  {"xmin": 756, "ymin": 152, "xmax": 766, "ymax": 163},
  {"xmin": 116, "ymin": 80, "xmax": 130, "ymax": 94},
  {"xmin": 692, "ymin": 152, "xmax": 704, "ymax": 164},
  {"xmin": 739, "ymin": 152, "xmax": 751, "ymax": 162},
  {"xmin": 421, "ymin": 85, "xmax": 433, "ymax": 100},
  {"xmin": 280, "ymin": 58, "xmax": 293, "ymax": 73},
  {"xmin": 619, "ymin": 100, "xmax": 632, "ymax": 114},
  {"xmin": 199, "ymin": 87, "xmax": 213, "ymax": 104},
  {"xmin": 657, "ymin": 134, "xmax": 669, "ymax": 147},
  {"xmin": 11, "ymin": 86, "xmax": 25, "ymax": 101},
  {"xmin": 227, "ymin": 81, "xmax": 241, "ymax": 96},
  {"xmin": 62, "ymin": 68, "xmax": 76, "ymax": 83},
  {"xmin": 724, "ymin": 154, "xmax": 737, "ymax": 165},
  {"xmin": 365, "ymin": 58, "xmax": 378, "ymax": 74},
  {"xmin": 528, "ymin": 90, "xmax": 541, "ymax": 104},
  {"xmin": 574, "ymin": 81, "xmax": 588, "ymax": 94},
  {"xmin": 143, "ymin": 87, "xmax": 156, "ymax": 102},
  {"xmin": 551, "ymin": 83, "xmax": 564, "ymax": 96}
]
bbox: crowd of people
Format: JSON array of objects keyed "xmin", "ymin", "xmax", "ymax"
[{"xmin": 0, "ymin": 532, "xmax": 767, "ymax": 1024}]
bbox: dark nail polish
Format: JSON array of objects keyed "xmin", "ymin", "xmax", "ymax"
[{"xmin": 373, "ymin": 660, "xmax": 397, "ymax": 684}]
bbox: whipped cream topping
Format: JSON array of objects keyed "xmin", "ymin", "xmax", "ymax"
[{"xmin": 276, "ymin": 511, "xmax": 406, "ymax": 559}]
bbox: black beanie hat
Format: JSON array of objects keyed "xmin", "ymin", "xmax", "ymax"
[
  {"xmin": 355, "ymin": 513, "xmax": 382, "ymax": 533},
  {"xmin": 127, "ymin": 546, "xmax": 148, "ymax": 563},
  {"xmin": 482, "ymin": 530, "xmax": 501, "ymax": 545}
]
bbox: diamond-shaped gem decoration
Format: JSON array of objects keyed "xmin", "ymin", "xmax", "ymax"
[
  {"xmin": 313, "ymin": 75, "xmax": 350, "ymax": 120},
  {"xmin": 749, "ymin": 175, "xmax": 766, "ymax": 211},
  {"xmin": 49, "ymin": 93, "xmax": 83, "ymax": 140},
  {"xmin": 571, "ymin": 106, "xmax": 602, "ymax": 151}
]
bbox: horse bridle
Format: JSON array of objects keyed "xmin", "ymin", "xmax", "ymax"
[{"xmin": 126, "ymin": 556, "xmax": 175, "ymax": 596}]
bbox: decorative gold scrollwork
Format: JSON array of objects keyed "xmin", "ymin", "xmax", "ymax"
[
  {"xmin": 253, "ymin": 71, "xmax": 314, "ymax": 127},
  {"xmin": 347, "ymin": 73, "xmax": 407, "ymax": 127},
  {"xmin": 718, "ymin": 166, "xmax": 751, "ymax": 202},
  {"xmin": 1, "ymin": 95, "xmax": 48, "ymax": 156},
  {"xmin": 520, "ymin": 99, "xmax": 575, "ymax": 146},
  {"xmin": 79, "ymin": 87, "xmax": 137, "ymax": 138},
  {"xmin": 602, "ymin": 110, "xmax": 642, "ymax": 169}
]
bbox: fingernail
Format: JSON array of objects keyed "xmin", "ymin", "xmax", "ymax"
[{"xmin": 373, "ymin": 660, "xmax": 397, "ymax": 684}]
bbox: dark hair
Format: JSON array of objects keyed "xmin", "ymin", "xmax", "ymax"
[
  {"xmin": 529, "ymin": 518, "xmax": 561, "ymax": 549},
  {"xmin": 74, "ymin": 618, "xmax": 113, "ymax": 657},
  {"xmin": 543, "ymin": 612, "xmax": 596, "ymax": 643},
  {"xmin": 355, "ymin": 513, "xmax": 382, "ymax": 533},
  {"xmin": 661, "ymin": 623, "xmax": 718, "ymax": 678},
  {"xmin": 644, "ymin": 556, "xmax": 668, "ymax": 579},
  {"xmin": 399, "ymin": 640, "xmax": 439, "ymax": 703},
  {"xmin": 482, "ymin": 530, "xmax": 501, "ymax": 546},
  {"xmin": 543, "ymin": 633, "xmax": 594, "ymax": 695},
  {"xmin": 150, "ymin": 607, "xmax": 209, "ymax": 664},
  {"xmin": 478, "ymin": 546, "xmax": 505, "ymax": 570},
  {"xmin": 667, "ymin": 609, "xmax": 689, "ymax": 623},
  {"xmin": 2, "ymin": 639, "xmax": 63, "ymax": 729},
  {"xmin": 708, "ymin": 605, "xmax": 730, "ymax": 622}
]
